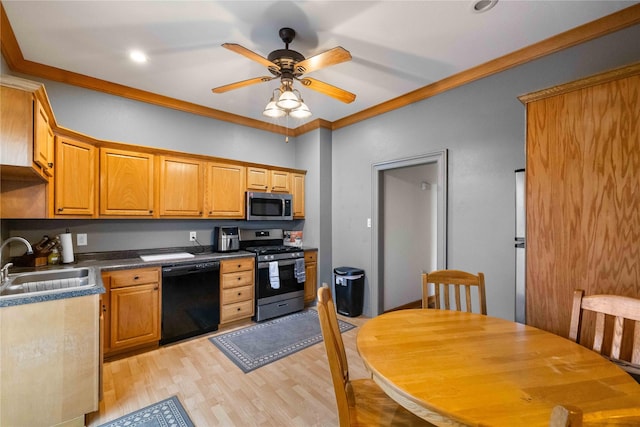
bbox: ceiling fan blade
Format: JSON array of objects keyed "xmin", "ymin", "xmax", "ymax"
[
  {"xmin": 298, "ymin": 77, "xmax": 356, "ymax": 104},
  {"xmin": 294, "ymin": 47, "xmax": 351, "ymax": 75},
  {"xmin": 212, "ymin": 76, "xmax": 275, "ymax": 94},
  {"xmin": 222, "ymin": 43, "xmax": 279, "ymax": 70}
]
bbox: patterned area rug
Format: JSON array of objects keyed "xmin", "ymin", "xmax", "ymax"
[
  {"xmin": 97, "ymin": 396, "xmax": 194, "ymax": 427},
  {"xmin": 210, "ymin": 309, "xmax": 355, "ymax": 373}
]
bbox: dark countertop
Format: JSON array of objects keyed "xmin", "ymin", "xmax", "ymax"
[{"xmin": 0, "ymin": 248, "xmax": 255, "ymax": 308}]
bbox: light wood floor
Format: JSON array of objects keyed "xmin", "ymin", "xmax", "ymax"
[{"xmin": 86, "ymin": 310, "xmax": 371, "ymax": 426}]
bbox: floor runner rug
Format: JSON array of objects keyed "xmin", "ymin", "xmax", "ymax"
[
  {"xmin": 209, "ymin": 309, "xmax": 355, "ymax": 373},
  {"xmin": 97, "ymin": 396, "xmax": 194, "ymax": 427}
]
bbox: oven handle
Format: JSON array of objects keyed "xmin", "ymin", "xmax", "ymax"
[{"xmin": 258, "ymin": 259, "xmax": 298, "ymax": 269}]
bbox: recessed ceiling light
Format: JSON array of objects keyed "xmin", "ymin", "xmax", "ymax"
[
  {"xmin": 129, "ymin": 50, "xmax": 148, "ymax": 64},
  {"xmin": 471, "ymin": 0, "xmax": 498, "ymax": 13}
]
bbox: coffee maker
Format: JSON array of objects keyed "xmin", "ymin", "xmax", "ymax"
[{"xmin": 214, "ymin": 226, "xmax": 239, "ymax": 252}]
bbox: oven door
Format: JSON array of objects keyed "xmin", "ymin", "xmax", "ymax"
[{"xmin": 256, "ymin": 258, "xmax": 305, "ymax": 300}]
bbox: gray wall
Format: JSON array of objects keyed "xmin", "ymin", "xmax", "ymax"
[{"xmin": 330, "ymin": 24, "xmax": 640, "ymax": 320}]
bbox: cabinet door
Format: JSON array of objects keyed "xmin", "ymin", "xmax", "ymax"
[
  {"xmin": 205, "ymin": 162, "xmax": 246, "ymax": 218},
  {"xmin": 158, "ymin": 155, "xmax": 204, "ymax": 217},
  {"xmin": 34, "ymin": 98, "xmax": 54, "ymax": 177},
  {"xmin": 270, "ymin": 170, "xmax": 290, "ymax": 193},
  {"xmin": 109, "ymin": 283, "xmax": 160, "ymax": 350},
  {"xmin": 292, "ymin": 173, "xmax": 305, "ymax": 218},
  {"xmin": 100, "ymin": 147, "xmax": 154, "ymax": 216},
  {"xmin": 55, "ymin": 137, "xmax": 96, "ymax": 216},
  {"xmin": 246, "ymin": 166, "xmax": 270, "ymax": 191},
  {"xmin": 304, "ymin": 251, "xmax": 317, "ymax": 303}
]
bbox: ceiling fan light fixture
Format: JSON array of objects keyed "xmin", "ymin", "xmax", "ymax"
[
  {"xmin": 262, "ymin": 96, "xmax": 286, "ymax": 118},
  {"xmin": 289, "ymin": 101, "xmax": 312, "ymax": 119},
  {"xmin": 276, "ymin": 89, "xmax": 301, "ymax": 110}
]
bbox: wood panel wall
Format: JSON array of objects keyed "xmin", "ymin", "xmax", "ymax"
[{"xmin": 525, "ymin": 72, "xmax": 640, "ymax": 347}]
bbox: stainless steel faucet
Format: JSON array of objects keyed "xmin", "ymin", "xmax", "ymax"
[{"xmin": 0, "ymin": 237, "xmax": 34, "ymax": 283}]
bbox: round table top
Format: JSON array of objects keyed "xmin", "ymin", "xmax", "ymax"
[{"xmin": 356, "ymin": 309, "xmax": 640, "ymax": 426}]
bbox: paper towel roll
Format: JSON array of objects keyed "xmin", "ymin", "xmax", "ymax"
[{"xmin": 58, "ymin": 233, "xmax": 74, "ymax": 264}]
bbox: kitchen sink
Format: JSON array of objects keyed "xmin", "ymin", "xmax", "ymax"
[{"xmin": 0, "ymin": 267, "xmax": 94, "ymax": 297}]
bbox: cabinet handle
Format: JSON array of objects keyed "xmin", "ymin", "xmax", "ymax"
[
  {"xmin": 149, "ymin": 210, "xmax": 153, "ymax": 214},
  {"xmin": 48, "ymin": 162, "xmax": 53, "ymax": 168},
  {"xmin": 209, "ymin": 211, "xmax": 213, "ymax": 215},
  {"xmin": 237, "ymin": 307, "xmax": 241, "ymax": 311},
  {"xmin": 58, "ymin": 208, "xmax": 64, "ymax": 212},
  {"xmin": 154, "ymin": 286, "xmax": 159, "ymax": 290},
  {"xmin": 237, "ymin": 292, "xmax": 242, "ymax": 296},
  {"xmin": 102, "ymin": 304, "xmax": 107, "ymax": 312},
  {"xmin": 134, "ymin": 276, "xmax": 140, "ymax": 280}
]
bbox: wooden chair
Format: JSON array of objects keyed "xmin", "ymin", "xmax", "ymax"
[
  {"xmin": 549, "ymin": 404, "xmax": 640, "ymax": 426},
  {"xmin": 421, "ymin": 270, "xmax": 487, "ymax": 314},
  {"xmin": 569, "ymin": 290, "xmax": 640, "ymax": 379},
  {"xmin": 317, "ymin": 285, "xmax": 434, "ymax": 427}
]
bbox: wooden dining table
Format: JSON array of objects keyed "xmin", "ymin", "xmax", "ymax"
[{"xmin": 356, "ymin": 309, "xmax": 640, "ymax": 426}]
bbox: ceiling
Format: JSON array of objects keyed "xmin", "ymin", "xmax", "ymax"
[{"xmin": 2, "ymin": 1, "xmax": 638, "ymax": 129}]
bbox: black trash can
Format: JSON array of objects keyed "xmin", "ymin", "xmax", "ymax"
[{"xmin": 333, "ymin": 267, "xmax": 365, "ymax": 317}]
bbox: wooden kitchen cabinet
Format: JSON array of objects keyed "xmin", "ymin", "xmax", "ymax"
[
  {"xmin": 247, "ymin": 166, "xmax": 290, "ymax": 193},
  {"xmin": 246, "ymin": 166, "xmax": 270, "ymax": 191},
  {"xmin": 54, "ymin": 136, "xmax": 97, "ymax": 216},
  {"xmin": 102, "ymin": 267, "xmax": 161, "ymax": 357},
  {"xmin": 205, "ymin": 162, "xmax": 246, "ymax": 218},
  {"xmin": 158, "ymin": 155, "xmax": 204, "ymax": 217},
  {"xmin": 304, "ymin": 250, "xmax": 317, "ymax": 304},
  {"xmin": 34, "ymin": 97, "xmax": 55, "ymax": 177},
  {"xmin": 100, "ymin": 147, "xmax": 155, "ymax": 216},
  {"xmin": 220, "ymin": 257, "xmax": 255, "ymax": 324},
  {"xmin": 292, "ymin": 172, "xmax": 305, "ymax": 218},
  {"xmin": 270, "ymin": 169, "xmax": 290, "ymax": 193}
]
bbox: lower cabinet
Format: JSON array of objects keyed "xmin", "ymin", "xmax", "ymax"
[
  {"xmin": 102, "ymin": 267, "xmax": 161, "ymax": 358},
  {"xmin": 304, "ymin": 250, "xmax": 317, "ymax": 304},
  {"xmin": 220, "ymin": 257, "xmax": 255, "ymax": 324}
]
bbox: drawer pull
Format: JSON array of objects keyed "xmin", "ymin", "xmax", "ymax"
[
  {"xmin": 237, "ymin": 292, "xmax": 242, "ymax": 296},
  {"xmin": 237, "ymin": 307, "xmax": 241, "ymax": 311},
  {"xmin": 134, "ymin": 276, "xmax": 140, "ymax": 280}
]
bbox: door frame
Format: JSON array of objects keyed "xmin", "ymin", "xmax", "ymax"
[{"xmin": 371, "ymin": 150, "xmax": 448, "ymax": 315}]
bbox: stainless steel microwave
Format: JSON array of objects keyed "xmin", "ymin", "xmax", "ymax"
[{"xmin": 246, "ymin": 191, "xmax": 293, "ymax": 221}]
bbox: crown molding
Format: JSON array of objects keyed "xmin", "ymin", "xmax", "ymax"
[{"xmin": 2, "ymin": 2, "xmax": 639, "ymax": 138}]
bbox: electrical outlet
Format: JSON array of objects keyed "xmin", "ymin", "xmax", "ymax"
[
  {"xmin": 189, "ymin": 231, "xmax": 197, "ymax": 242},
  {"xmin": 77, "ymin": 233, "xmax": 87, "ymax": 246}
]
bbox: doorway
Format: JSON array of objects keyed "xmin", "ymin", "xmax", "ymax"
[{"xmin": 370, "ymin": 150, "xmax": 447, "ymax": 315}]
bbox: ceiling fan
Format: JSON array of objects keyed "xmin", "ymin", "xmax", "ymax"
[{"xmin": 212, "ymin": 27, "xmax": 356, "ymax": 105}]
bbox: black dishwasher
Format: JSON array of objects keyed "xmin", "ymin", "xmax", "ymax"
[{"xmin": 160, "ymin": 261, "xmax": 220, "ymax": 345}]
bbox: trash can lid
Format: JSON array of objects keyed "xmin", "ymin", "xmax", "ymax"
[{"xmin": 334, "ymin": 266, "xmax": 365, "ymax": 275}]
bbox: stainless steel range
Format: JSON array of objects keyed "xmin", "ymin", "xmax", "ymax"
[{"xmin": 239, "ymin": 228, "xmax": 305, "ymax": 322}]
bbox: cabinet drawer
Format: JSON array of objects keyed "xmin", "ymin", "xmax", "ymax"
[
  {"xmin": 221, "ymin": 270, "xmax": 254, "ymax": 289},
  {"xmin": 220, "ymin": 258, "xmax": 254, "ymax": 274},
  {"xmin": 108, "ymin": 268, "xmax": 159, "ymax": 288},
  {"xmin": 221, "ymin": 299, "xmax": 254, "ymax": 323},
  {"xmin": 222, "ymin": 284, "xmax": 253, "ymax": 304},
  {"xmin": 304, "ymin": 251, "xmax": 317, "ymax": 262}
]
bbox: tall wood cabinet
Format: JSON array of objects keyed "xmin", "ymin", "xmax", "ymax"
[
  {"xmin": 100, "ymin": 147, "xmax": 155, "ymax": 216},
  {"xmin": 101, "ymin": 267, "xmax": 161, "ymax": 358},
  {"xmin": 34, "ymin": 98, "xmax": 54, "ymax": 177},
  {"xmin": 521, "ymin": 65, "xmax": 639, "ymax": 348},
  {"xmin": 54, "ymin": 136, "xmax": 97, "ymax": 216},
  {"xmin": 292, "ymin": 173, "xmax": 305, "ymax": 218}
]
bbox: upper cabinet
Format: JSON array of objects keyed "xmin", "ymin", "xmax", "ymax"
[
  {"xmin": 246, "ymin": 166, "xmax": 291, "ymax": 193},
  {"xmin": 292, "ymin": 173, "xmax": 305, "ymax": 218},
  {"xmin": 0, "ymin": 82, "xmax": 54, "ymax": 181},
  {"xmin": 100, "ymin": 147, "xmax": 155, "ymax": 216},
  {"xmin": 34, "ymin": 98, "xmax": 54, "ymax": 177},
  {"xmin": 54, "ymin": 136, "xmax": 97, "ymax": 216},
  {"xmin": 246, "ymin": 166, "xmax": 270, "ymax": 191},
  {"xmin": 205, "ymin": 162, "xmax": 246, "ymax": 218},
  {"xmin": 158, "ymin": 155, "xmax": 204, "ymax": 217}
]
